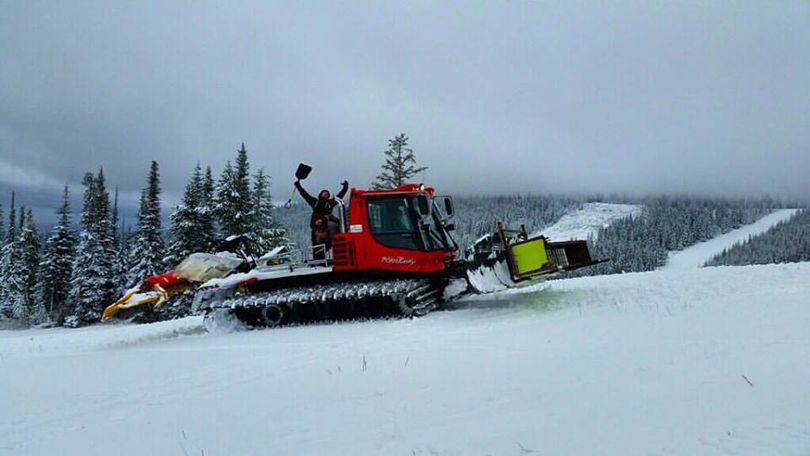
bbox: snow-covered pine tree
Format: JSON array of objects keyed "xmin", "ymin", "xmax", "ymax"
[
  {"xmin": 127, "ymin": 161, "xmax": 165, "ymax": 287},
  {"xmin": 200, "ymin": 165, "xmax": 217, "ymax": 250},
  {"xmin": 0, "ymin": 193, "xmax": 25, "ymax": 324},
  {"xmin": 249, "ymin": 168, "xmax": 286, "ymax": 254},
  {"xmin": 67, "ymin": 170, "xmax": 118, "ymax": 326},
  {"xmin": 38, "ymin": 185, "xmax": 76, "ymax": 323},
  {"xmin": 217, "ymin": 143, "xmax": 253, "ymax": 237},
  {"xmin": 111, "ymin": 186, "xmax": 120, "ymax": 248},
  {"xmin": 115, "ymin": 210, "xmax": 134, "ymax": 293},
  {"xmin": 109, "ymin": 186, "xmax": 127, "ymax": 292},
  {"xmin": 163, "ymin": 163, "xmax": 213, "ymax": 320},
  {"xmin": 168, "ymin": 162, "xmax": 207, "ymax": 265},
  {"xmin": 372, "ymin": 133, "xmax": 428, "ymax": 189},
  {"xmin": 216, "ymin": 161, "xmax": 236, "ymax": 234},
  {"xmin": 0, "ymin": 195, "xmax": 9, "ymax": 320},
  {"xmin": 19, "ymin": 208, "xmax": 47, "ymax": 324}
]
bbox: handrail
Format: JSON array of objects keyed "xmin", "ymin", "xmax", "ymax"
[{"xmin": 334, "ymin": 197, "xmax": 347, "ymax": 233}]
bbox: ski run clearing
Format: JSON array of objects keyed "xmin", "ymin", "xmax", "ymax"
[
  {"xmin": 2, "ymin": 207, "xmax": 809, "ymax": 456},
  {"xmin": 536, "ymin": 202, "xmax": 642, "ymax": 242},
  {"xmin": 662, "ymin": 209, "xmax": 801, "ymax": 271}
]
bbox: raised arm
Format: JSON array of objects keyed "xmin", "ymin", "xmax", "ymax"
[
  {"xmin": 294, "ymin": 180, "xmax": 317, "ymax": 207},
  {"xmin": 336, "ymin": 180, "xmax": 349, "ymax": 199}
]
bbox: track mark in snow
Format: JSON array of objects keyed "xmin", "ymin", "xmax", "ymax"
[
  {"xmin": 103, "ymin": 323, "xmax": 207, "ymax": 349},
  {"xmin": 661, "ymin": 209, "xmax": 800, "ymax": 270}
]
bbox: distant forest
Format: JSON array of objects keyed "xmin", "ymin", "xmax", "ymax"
[
  {"xmin": 705, "ymin": 209, "xmax": 810, "ymax": 267},
  {"xmin": 577, "ymin": 196, "xmax": 786, "ymax": 276}
]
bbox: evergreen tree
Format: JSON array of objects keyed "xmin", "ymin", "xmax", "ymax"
[
  {"xmin": 168, "ymin": 162, "xmax": 206, "ymax": 264},
  {"xmin": 110, "ymin": 186, "xmax": 128, "ymax": 293},
  {"xmin": 0, "ymin": 195, "xmax": 10, "ymax": 320},
  {"xmin": 163, "ymin": 165, "xmax": 202, "ymax": 319},
  {"xmin": 127, "ymin": 161, "xmax": 165, "ymax": 286},
  {"xmin": 372, "ymin": 133, "xmax": 427, "ymax": 189},
  {"xmin": 217, "ymin": 143, "xmax": 253, "ymax": 236},
  {"xmin": 0, "ymin": 193, "xmax": 24, "ymax": 323},
  {"xmin": 117, "ymin": 225, "xmax": 134, "ymax": 285},
  {"xmin": 250, "ymin": 168, "xmax": 286, "ymax": 253},
  {"xmin": 38, "ymin": 186, "xmax": 76, "ymax": 323},
  {"xmin": 19, "ymin": 208, "xmax": 46, "ymax": 324},
  {"xmin": 67, "ymin": 170, "xmax": 117, "ymax": 326},
  {"xmin": 200, "ymin": 166, "xmax": 217, "ymax": 250},
  {"xmin": 19, "ymin": 208, "xmax": 40, "ymax": 299},
  {"xmin": 164, "ymin": 163, "xmax": 223, "ymax": 320},
  {"xmin": 93, "ymin": 168, "xmax": 118, "ymax": 301},
  {"xmin": 3, "ymin": 192, "xmax": 16, "ymax": 250},
  {"xmin": 111, "ymin": 186, "xmax": 120, "ymax": 247}
]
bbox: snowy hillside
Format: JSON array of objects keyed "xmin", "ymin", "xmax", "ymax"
[
  {"xmin": 537, "ymin": 202, "xmax": 641, "ymax": 241},
  {"xmin": 3, "ymin": 262, "xmax": 809, "ymax": 456}
]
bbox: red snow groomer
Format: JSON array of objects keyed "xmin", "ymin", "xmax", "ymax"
[{"xmin": 104, "ymin": 165, "xmax": 604, "ymax": 327}]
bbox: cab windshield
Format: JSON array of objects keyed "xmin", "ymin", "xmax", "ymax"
[{"xmin": 367, "ymin": 196, "xmax": 452, "ymax": 251}]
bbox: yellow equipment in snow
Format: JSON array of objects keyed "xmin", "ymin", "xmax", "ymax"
[{"xmin": 491, "ymin": 223, "xmax": 602, "ymax": 283}]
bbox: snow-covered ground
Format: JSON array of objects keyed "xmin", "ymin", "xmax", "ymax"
[
  {"xmin": 662, "ymin": 209, "xmax": 800, "ymax": 270},
  {"xmin": 538, "ymin": 202, "xmax": 642, "ymax": 241},
  {"xmin": 2, "ymin": 261, "xmax": 809, "ymax": 455}
]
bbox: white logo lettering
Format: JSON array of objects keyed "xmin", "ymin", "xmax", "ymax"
[{"xmin": 381, "ymin": 256, "xmax": 416, "ymax": 265}]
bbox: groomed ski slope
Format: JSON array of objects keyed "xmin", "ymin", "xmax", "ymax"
[
  {"xmin": 537, "ymin": 202, "xmax": 642, "ymax": 241},
  {"xmin": 662, "ymin": 209, "xmax": 800, "ymax": 270},
  {"xmin": 2, "ymin": 262, "xmax": 809, "ymax": 456}
]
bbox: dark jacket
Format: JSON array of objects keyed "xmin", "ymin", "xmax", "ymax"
[{"xmin": 295, "ymin": 181, "xmax": 349, "ymax": 221}]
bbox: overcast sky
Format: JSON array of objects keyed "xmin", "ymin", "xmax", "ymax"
[{"xmin": 1, "ymin": 1, "xmax": 809, "ymax": 225}]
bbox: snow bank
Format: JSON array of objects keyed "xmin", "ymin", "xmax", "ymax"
[
  {"xmin": 538, "ymin": 202, "xmax": 641, "ymax": 241},
  {"xmin": 662, "ymin": 209, "xmax": 800, "ymax": 270},
  {"xmin": 0, "ymin": 317, "xmax": 205, "ymax": 357},
  {"xmin": 3, "ymin": 262, "xmax": 809, "ymax": 455}
]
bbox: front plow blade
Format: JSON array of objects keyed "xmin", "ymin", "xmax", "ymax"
[{"xmin": 465, "ymin": 223, "xmax": 607, "ymax": 292}]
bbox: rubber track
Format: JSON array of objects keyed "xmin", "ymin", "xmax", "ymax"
[{"xmin": 206, "ymin": 278, "xmax": 442, "ymax": 327}]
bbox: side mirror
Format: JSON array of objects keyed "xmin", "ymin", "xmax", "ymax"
[{"xmin": 444, "ymin": 223, "xmax": 456, "ymax": 231}]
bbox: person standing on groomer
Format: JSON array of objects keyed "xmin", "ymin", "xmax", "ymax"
[{"xmin": 294, "ymin": 179, "xmax": 349, "ymax": 261}]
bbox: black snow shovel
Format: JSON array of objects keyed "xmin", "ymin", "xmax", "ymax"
[
  {"xmin": 295, "ymin": 163, "xmax": 312, "ymax": 180},
  {"xmin": 285, "ymin": 163, "xmax": 312, "ymax": 207}
]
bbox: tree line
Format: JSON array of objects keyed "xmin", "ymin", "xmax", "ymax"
[
  {"xmin": 705, "ymin": 209, "xmax": 810, "ymax": 267},
  {"xmin": 0, "ymin": 143, "xmax": 285, "ymax": 328},
  {"xmin": 577, "ymin": 196, "xmax": 783, "ymax": 276}
]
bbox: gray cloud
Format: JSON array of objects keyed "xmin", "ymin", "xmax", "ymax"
[{"xmin": 1, "ymin": 1, "xmax": 809, "ymax": 225}]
